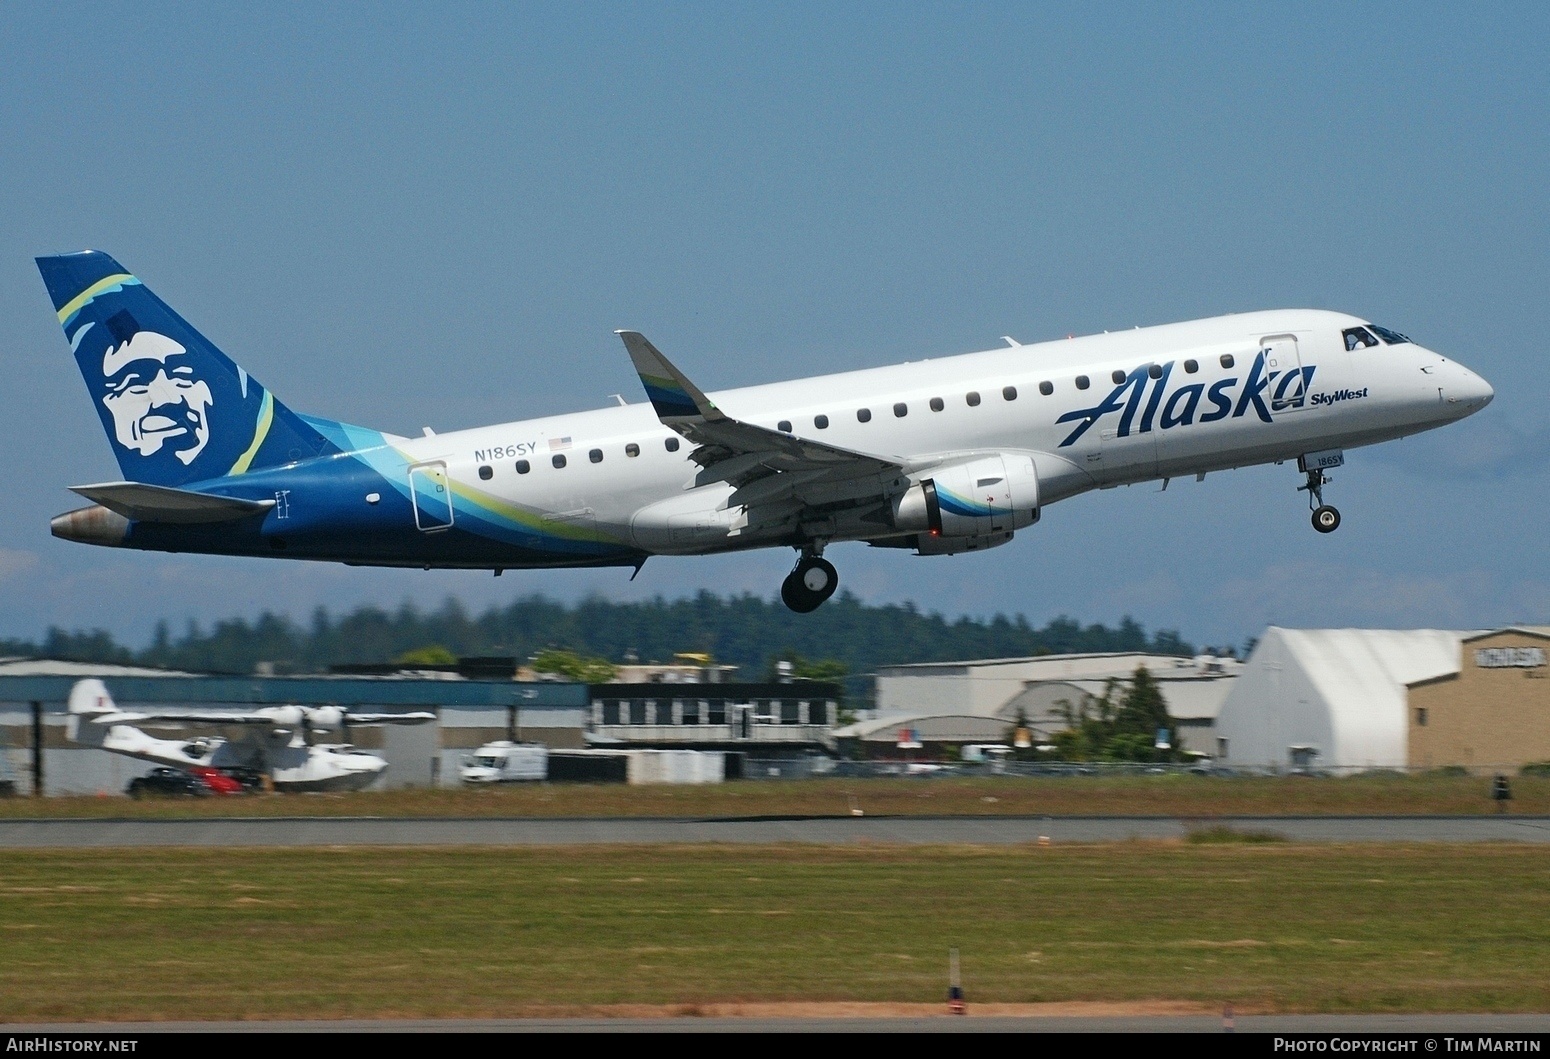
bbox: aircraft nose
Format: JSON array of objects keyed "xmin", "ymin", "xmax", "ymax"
[
  {"xmin": 1447, "ymin": 363, "xmax": 1494, "ymax": 413},
  {"xmin": 1460, "ymin": 365, "xmax": 1493, "ymax": 406}
]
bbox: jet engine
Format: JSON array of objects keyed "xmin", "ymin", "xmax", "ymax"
[{"xmin": 891, "ymin": 454, "xmax": 1038, "ymax": 554}]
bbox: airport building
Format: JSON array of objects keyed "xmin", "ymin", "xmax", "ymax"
[
  {"xmin": 1215, "ymin": 626, "xmax": 1550, "ymax": 773},
  {"xmin": 586, "ymin": 681, "xmax": 840, "ymax": 753},
  {"xmin": 0, "ymin": 657, "xmax": 839, "ymax": 794},
  {"xmin": 841, "ymin": 651, "xmax": 1241, "ymax": 756},
  {"xmin": 11, "ymin": 626, "xmax": 1550, "ymax": 790},
  {"xmin": 0, "ymin": 659, "xmax": 588, "ymax": 795},
  {"xmin": 1408, "ymin": 628, "xmax": 1550, "ymax": 772}
]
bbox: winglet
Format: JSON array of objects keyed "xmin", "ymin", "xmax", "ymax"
[{"xmin": 615, "ymin": 331, "xmax": 723, "ymax": 423}]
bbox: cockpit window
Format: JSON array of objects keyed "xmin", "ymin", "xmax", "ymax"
[
  {"xmin": 1343, "ymin": 326, "xmax": 1380, "ymax": 351},
  {"xmin": 1368, "ymin": 324, "xmax": 1412, "ymax": 345}
]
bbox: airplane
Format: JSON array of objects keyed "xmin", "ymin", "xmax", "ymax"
[
  {"xmin": 66, "ymin": 678, "xmax": 435, "ymax": 792},
  {"xmin": 39, "ymin": 251, "xmax": 1493, "ymax": 613}
]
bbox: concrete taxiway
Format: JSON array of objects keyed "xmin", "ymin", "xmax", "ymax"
[{"xmin": 3, "ymin": 814, "xmax": 1550, "ymax": 847}]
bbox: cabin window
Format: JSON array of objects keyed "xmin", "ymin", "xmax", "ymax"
[
  {"xmin": 1002, "ymin": 386, "xmax": 1017, "ymax": 401},
  {"xmin": 653, "ymin": 700, "xmax": 674, "ymax": 725},
  {"xmin": 1219, "ymin": 354, "xmax": 1235, "ymax": 369},
  {"xmin": 625, "ymin": 443, "xmax": 640, "ymax": 457},
  {"xmin": 781, "ymin": 700, "xmax": 800, "ymax": 724},
  {"xmin": 552, "ymin": 453, "xmax": 567, "ymax": 469},
  {"xmin": 929, "ymin": 397, "xmax": 944, "ymax": 412},
  {"xmin": 893, "ymin": 402, "xmax": 908, "ymax": 417},
  {"xmin": 478, "ymin": 465, "xmax": 493, "ymax": 480},
  {"xmin": 1076, "ymin": 375, "xmax": 1090, "ymax": 390},
  {"xmin": 814, "ymin": 414, "xmax": 829, "ymax": 429},
  {"xmin": 515, "ymin": 459, "xmax": 530, "ymax": 474},
  {"xmin": 966, "ymin": 391, "xmax": 981, "ymax": 406},
  {"xmin": 1184, "ymin": 359, "xmax": 1199, "ymax": 374},
  {"xmin": 708, "ymin": 701, "xmax": 727, "ymax": 725},
  {"xmin": 1112, "ymin": 369, "xmax": 1126, "ymax": 384},
  {"xmin": 1148, "ymin": 363, "xmax": 1163, "ymax": 379},
  {"xmin": 857, "ymin": 408, "xmax": 872, "ymax": 423},
  {"xmin": 665, "ymin": 437, "xmax": 680, "ymax": 452},
  {"xmin": 589, "ymin": 448, "xmax": 603, "ymax": 463},
  {"xmin": 778, "ymin": 420, "xmax": 792, "ymax": 433},
  {"xmin": 682, "ymin": 701, "xmax": 701, "ymax": 725},
  {"xmin": 601, "ymin": 701, "xmax": 620, "ymax": 725},
  {"xmin": 628, "ymin": 700, "xmax": 646, "ymax": 725},
  {"xmin": 1039, "ymin": 381, "xmax": 1053, "ymax": 395}
]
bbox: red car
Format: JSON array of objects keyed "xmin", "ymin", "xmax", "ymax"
[{"xmin": 189, "ymin": 766, "xmax": 246, "ymax": 795}]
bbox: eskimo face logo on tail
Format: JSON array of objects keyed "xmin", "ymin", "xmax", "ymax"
[{"xmin": 99, "ymin": 329, "xmax": 214, "ymax": 465}]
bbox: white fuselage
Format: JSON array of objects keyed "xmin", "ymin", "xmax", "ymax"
[{"xmin": 386, "ymin": 309, "xmax": 1491, "ymax": 553}]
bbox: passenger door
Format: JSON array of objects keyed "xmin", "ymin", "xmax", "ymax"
[
  {"xmin": 1262, "ymin": 335, "xmax": 1309, "ymax": 414},
  {"xmin": 408, "ymin": 462, "xmax": 454, "ymax": 531}
]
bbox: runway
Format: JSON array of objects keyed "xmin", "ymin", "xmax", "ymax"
[{"xmin": 4, "ymin": 814, "xmax": 1550, "ymax": 847}]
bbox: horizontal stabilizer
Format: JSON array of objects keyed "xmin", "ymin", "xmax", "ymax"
[{"xmin": 69, "ymin": 481, "xmax": 275, "ymax": 524}]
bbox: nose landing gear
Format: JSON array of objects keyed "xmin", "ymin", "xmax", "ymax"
[
  {"xmin": 1299, "ymin": 467, "xmax": 1341, "ymax": 534},
  {"xmin": 781, "ymin": 547, "xmax": 839, "ymax": 613}
]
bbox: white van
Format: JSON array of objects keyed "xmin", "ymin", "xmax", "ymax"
[{"xmin": 460, "ymin": 741, "xmax": 548, "ymax": 783}]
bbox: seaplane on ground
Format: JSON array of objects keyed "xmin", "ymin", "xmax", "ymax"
[
  {"xmin": 67, "ymin": 678, "xmax": 434, "ymax": 792},
  {"xmin": 40, "ymin": 252, "xmax": 1493, "ymax": 612}
]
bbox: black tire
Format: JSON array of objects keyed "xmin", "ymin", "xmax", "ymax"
[
  {"xmin": 781, "ymin": 571, "xmax": 822, "ymax": 613},
  {"xmin": 1312, "ymin": 505, "xmax": 1341, "ymax": 533},
  {"xmin": 781, "ymin": 557, "xmax": 839, "ymax": 613}
]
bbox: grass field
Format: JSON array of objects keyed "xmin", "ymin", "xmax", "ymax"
[
  {"xmin": 3, "ymin": 842, "xmax": 1549, "ymax": 1021},
  {"xmin": 1, "ymin": 773, "xmax": 1544, "ymax": 819}
]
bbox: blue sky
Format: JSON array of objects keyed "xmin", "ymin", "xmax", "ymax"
[{"xmin": 1, "ymin": 3, "xmax": 1546, "ymax": 649}]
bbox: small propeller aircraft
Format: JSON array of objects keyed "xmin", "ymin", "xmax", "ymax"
[{"xmin": 66, "ymin": 678, "xmax": 435, "ymax": 792}]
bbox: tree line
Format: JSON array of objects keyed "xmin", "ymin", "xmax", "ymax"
[{"xmin": 2, "ymin": 591, "xmax": 1198, "ymax": 700}]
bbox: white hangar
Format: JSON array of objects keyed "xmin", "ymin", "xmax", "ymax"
[{"xmin": 1213, "ymin": 627, "xmax": 1466, "ymax": 770}]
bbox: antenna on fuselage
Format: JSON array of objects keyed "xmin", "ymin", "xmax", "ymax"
[{"xmin": 1001, "ymin": 336, "xmax": 1020, "ymax": 347}]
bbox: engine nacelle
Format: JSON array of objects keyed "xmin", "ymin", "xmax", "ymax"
[
  {"xmin": 892, "ymin": 455, "xmax": 1039, "ymax": 548},
  {"xmin": 255, "ymin": 705, "xmax": 305, "ymax": 729},
  {"xmin": 306, "ymin": 706, "xmax": 346, "ymax": 732},
  {"xmin": 912, "ymin": 529, "xmax": 1015, "ymax": 555}
]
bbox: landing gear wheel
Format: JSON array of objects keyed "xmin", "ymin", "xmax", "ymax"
[
  {"xmin": 1312, "ymin": 505, "xmax": 1341, "ymax": 534},
  {"xmin": 781, "ymin": 556, "xmax": 839, "ymax": 613}
]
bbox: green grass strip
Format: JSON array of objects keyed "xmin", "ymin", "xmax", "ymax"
[{"xmin": 2, "ymin": 843, "xmax": 1548, "ymax": 1020}]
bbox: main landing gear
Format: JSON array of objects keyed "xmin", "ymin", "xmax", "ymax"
[
  {"xmin": 1299, "ymin": 467, "xmax": 1341, "ymax": 534},
  {"xmin": 781, "ymin": 547, "xmax": 839, "ymax": 613}
]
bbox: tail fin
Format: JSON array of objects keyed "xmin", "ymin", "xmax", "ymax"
[
  {"xmin": 37, "ymin": 251, "xmax": 338, "ymax": 486},
  {"xmin": 66, "ymin": 678, "xmax": 116, "ymax": 745},
  {"xmin": 67, "ymin": 678, "xmax": 118, "ymax": 717}
]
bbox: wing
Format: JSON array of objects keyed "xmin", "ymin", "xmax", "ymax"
[
  {"xmin": 617, "ymin": 331, "xmax": 909, "ymax": 516},
  {"xmin": 343, "ymin": 712, "xmax": 437, "ymax": 725},
  {"xmin": 98, "ymin": 710, "xmax": 285, "ymax": 726}
]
